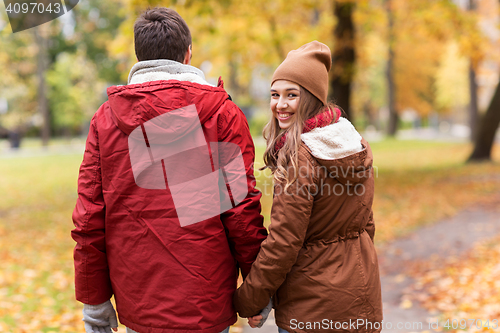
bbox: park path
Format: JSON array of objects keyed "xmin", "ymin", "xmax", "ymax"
[{"xmin": 241, "ymin": 207, "xmax": 500, "ymax": 333}]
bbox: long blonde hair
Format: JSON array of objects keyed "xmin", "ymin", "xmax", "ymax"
[{"xmin": 262, "ymin": 86, "xmax": 338, "ymax": 190}]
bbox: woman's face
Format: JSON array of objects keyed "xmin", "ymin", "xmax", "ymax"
[{"xmin": 270, "ymin": 80, "xmax": 301, "ymax": 130}]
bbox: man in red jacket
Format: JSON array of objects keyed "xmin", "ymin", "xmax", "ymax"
[{"xmin": 71, "ymin": 7, "xmax": 267, "ymax": 333}]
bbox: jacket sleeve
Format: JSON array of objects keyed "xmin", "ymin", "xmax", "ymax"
[
  {"xmin": 234, "ymin": 148, "xmax": 316, "ymax": 317},
  {"xmin": 217, "ymin": 101, "xmax": 267, "ymax": 279},
  {"xmin": 71, "ymin": 114, "xmax": 113, "ymax": 305}
]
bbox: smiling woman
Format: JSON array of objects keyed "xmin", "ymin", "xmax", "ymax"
[
  {"xmin": 270, "ymin": 80, "xmax": 301, "ymax": 130},
  {"xmin": 234, "ymin": 41, "xmax": 383, "ymax": 333},
  {"xmin": 262, "ymin": 41, "xmax": 339, "ymax": 188}
]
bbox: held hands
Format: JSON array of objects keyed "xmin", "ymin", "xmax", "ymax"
[
  {"xmin": 247, "ymin": 298, "xmax": 273, "ymax": 328},
  {"xmin": 83, "ymin": 299, "xmax": 119, "ymax": 333}
]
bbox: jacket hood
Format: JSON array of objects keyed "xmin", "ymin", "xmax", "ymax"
[
  {"xmin": 106, "ymin": 60, "xmax": 228, "ymax": 136},
  {"xmin": 301, "ymin": 117, "xmax": 373, "ymax": 184},
  {"xmin": 105, "ymin": 61, "xmax": 231, "ymax": 193}
]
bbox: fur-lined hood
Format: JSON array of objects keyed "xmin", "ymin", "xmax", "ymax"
[{"xmin": 301, "ymin": 117, "xmax": 373, "ymax": 185}]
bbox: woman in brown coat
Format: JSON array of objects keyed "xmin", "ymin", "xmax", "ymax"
[{"xmin": 234, "ymin": 41, "xmax": 383, "ymax": 333}]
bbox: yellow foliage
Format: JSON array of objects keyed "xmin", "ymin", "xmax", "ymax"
[
  {"xmin": 107, "ymin": 0, "xmax": 334, "ymax": 97},
  {"xmin": 435, "ymin": 42, "xmax": 469, "ymax": 112}
]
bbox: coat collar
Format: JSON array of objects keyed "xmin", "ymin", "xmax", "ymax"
[
  {"xmin": 301, "ymin": 117, "xmax": 363, "ymax": 160},
  {"xmin": 127, "ymin": 59, "xmax": 214, "ymax": 86}
]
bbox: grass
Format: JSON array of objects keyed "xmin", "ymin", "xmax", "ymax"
[
  {"xmin": 0, "ymin": 138, "xmax": 499, "ymax": 331},
  {"xmin": 0, "ymin": 153, "xmax": 84, "ymax": 332}
]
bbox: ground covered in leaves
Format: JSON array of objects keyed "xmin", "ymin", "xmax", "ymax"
[
  {"xmin": 403, "ymin": 229, "xmax": 500, "ymax": 332},
  {"xmin": 0, "ymin": 139, "xmax": 499, "ymax": 332},
  {"xmin": 0, "ymin": 154, "xmax": 86, "ymax": 332}
]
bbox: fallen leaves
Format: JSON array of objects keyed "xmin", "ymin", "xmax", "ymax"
[
  {"xmin": 404, "ymin": 234, "xmax": 500, "ymax": 332},
  {"xmin": 0, "ymin": 140, "xmax": 499, "ymax": 331},
  {"xmin": 0, "ymin": 154, "xmax": 97, "ymax": 332}
]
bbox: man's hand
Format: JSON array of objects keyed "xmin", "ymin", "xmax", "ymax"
[
  {"xmin": 247, "ymin": 298, "xmax": 273, "ymax": 328},
  {"xmin": 83, "ymin": 300, "xmax": 119, "ymax": 333},
  {"xmin": 248, "ymin": 315, "xmax": 263, "ymax": 328}
]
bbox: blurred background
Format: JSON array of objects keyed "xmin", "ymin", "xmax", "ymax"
[{"xmin": 0, "ymin": 0, "xmax": 499, "ymax": 332}]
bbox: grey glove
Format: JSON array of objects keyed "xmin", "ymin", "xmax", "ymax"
[
  {"xmin": 83, "ymin": 300, "xmax": 118, "ymax": 333},
  {"xmin": 256, "ymin": 298, "xmax": 273, "ymax": 328}
]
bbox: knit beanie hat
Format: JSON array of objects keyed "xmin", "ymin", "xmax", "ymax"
[{"xmin": 272, "ymin": 41, "xmax": 332, "ymax": 105}]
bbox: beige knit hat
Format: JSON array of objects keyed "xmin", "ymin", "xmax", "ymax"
[{"xmin": 271, "ymin": 41, "xmax": 332, "ymax": 105}]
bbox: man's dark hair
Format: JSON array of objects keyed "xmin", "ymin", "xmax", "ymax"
[{"xmin": 134, "ymin": 7, "xmax": 192, "ymax": 62}]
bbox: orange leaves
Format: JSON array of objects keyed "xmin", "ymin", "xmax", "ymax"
[{"xmin": 405, "ymin": 236, "xmax": 500, "ymax": 331}]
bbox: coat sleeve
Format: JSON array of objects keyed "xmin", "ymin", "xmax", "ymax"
[
  {"xmin": 234, "ymin": 148, "xmax": 316, "ymax": 317},
  {"xmin": 217, "ymin": 101, "xmax": 267, "ymax": 279},
  {"xmin": 71, "ymin": 114, "xmax": 113, "ymax": 305}
]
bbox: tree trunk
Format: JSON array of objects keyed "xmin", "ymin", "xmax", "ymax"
[
  {"xmin": 363, "ymin": 101, "xmax": 376, "ymax": 129},
  {"xmin": 468, "ymin": 0, "xmax": 479, "ymax": 142},
  {"xmin": 228, "ymin": 59, "xmax": 244, "ymax": 99},
  {"xmin": 468, "ymin": 0, "xmax": 500, "ymax": 161},
  {"xmin": 386, "ymin": 0, "xmax": 398, "ymax": 136},
  {"xmin": 330, "ymin": 0, "xmax": 356, "ymax": 120},
  {"xmin": 468, "ymin": 80, "xmax": 500, "ymax": 161},
  {"xmin": 34, "ymin": 27, "xmax": 50, "ymax": 146},
  {"xmin": 469, "ymin": 64, "xmax": 479, "ymax": 141}
]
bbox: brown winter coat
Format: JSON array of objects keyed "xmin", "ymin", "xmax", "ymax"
[{"xmin": 234, "ymin": 119, "xmax": 383, "ymax": 333}]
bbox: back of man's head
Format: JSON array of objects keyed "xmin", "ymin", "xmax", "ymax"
[{"xmin": 134, "ymin": 7, "xmax": 192, "ymax": 63}]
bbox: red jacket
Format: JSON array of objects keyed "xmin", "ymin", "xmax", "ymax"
[{"xmin": 72, "ymin": 79, "xmax": 267, "ymax": 333}]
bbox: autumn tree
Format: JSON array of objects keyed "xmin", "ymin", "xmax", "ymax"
[
  {"xmin": 469, "ymin": 80, "xmax": 500, "ymax": 161},
  {"xmin": 378, "ymin": 0, "xmax": 478, "ymax": 137},
  {"xmin": 0, "ymin": 22, "xmax": 39, "ymax": 147},
  {"xmin": 468, "ymin": 0, "xmax": 500, "ymax": 161},
  {"xmin": 385, "ymin": 0, "xmax": 397, "ymax": 136},
  {"xmin": 343, "ymin": 0, "xmax": 477, "ymax": 133},
  {"xmin": 468, "ymin": 0, "xmax": 479, "ymax": 142},
  {"xmin": 0, "ymin": 0, "xmax": 124, "ymax": 146},
  {"xmin": 110, "ymin": 0, "xmax": 334, "ymax": 106},
  {"xmin": 34, "ymin": 27, "xmax": 50, "ymax": 145},
  {"xmin": 330, "ymin": 0, "xmax": 356, "ymax": 120}
]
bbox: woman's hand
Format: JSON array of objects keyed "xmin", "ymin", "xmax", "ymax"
[
  {"xmin": 248, "ymin": 315, "xmax": 263, "ymax": 328},
  {"xmin": 247, "ymin": 298, "xmax": 273, "ymax": 328}
]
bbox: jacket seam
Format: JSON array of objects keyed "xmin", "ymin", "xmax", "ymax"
[
  {"xmin": 82, "ymin": 119, "xmax": 101, "ymax": 304},
  {"xmin": 354, "ymin": 236, "xmax": 370, "ymax": 321},
  {"xmin": 259, "ymin": 250, "xmax": 291, "ymax": 267},
  {"xmin": 299, "ymin": 145, "xmax": 319, "ymax": 185},
  {"xmin": 217, "ymin": 101, "xmax": 238, "ymax": 137},
  {"xmin": 304, "ymin": 229, "xmax": 366, "ymax": 247}
]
